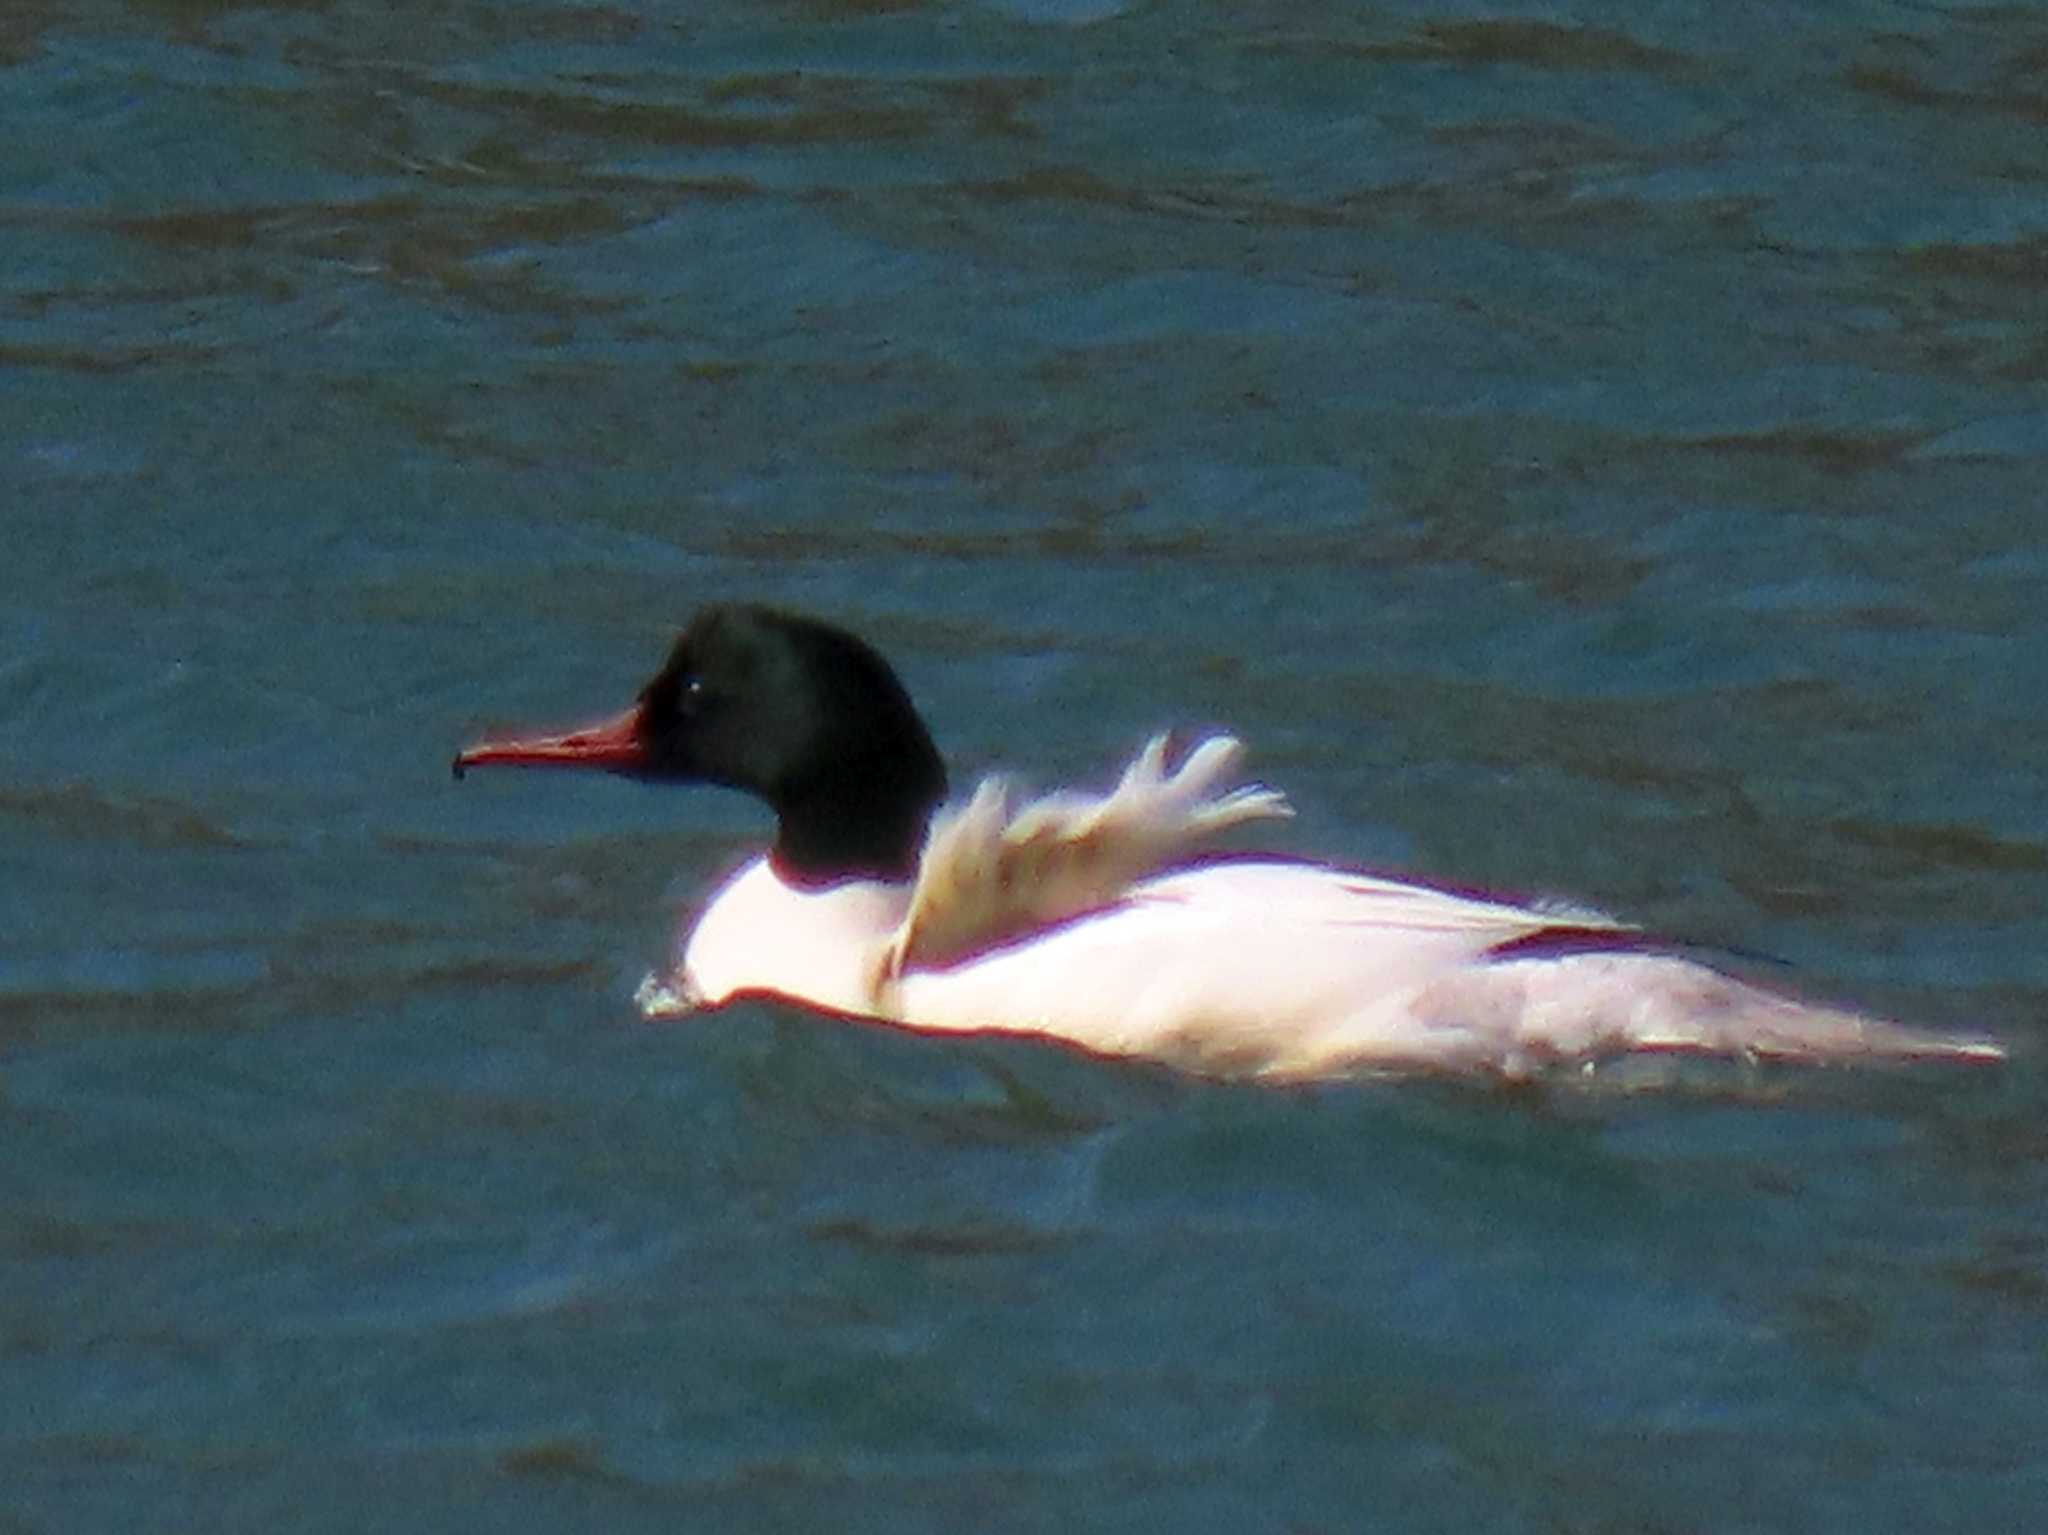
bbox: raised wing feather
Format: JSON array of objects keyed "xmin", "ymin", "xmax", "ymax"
[{"xmin": 873, "ymin": 734, "xmax": 1290, "ymax": 987}]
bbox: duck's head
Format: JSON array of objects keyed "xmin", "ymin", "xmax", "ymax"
[{"xmin": 455, "ymin": 604, "xmax": 947, "ymax": 885}]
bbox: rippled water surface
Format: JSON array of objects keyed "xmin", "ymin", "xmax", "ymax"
[{"xmin": 7, "ymin": 0, "xmax": 2048, "ymax": 1528}]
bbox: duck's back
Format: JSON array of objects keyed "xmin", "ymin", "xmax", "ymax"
[{"xmin": 885, "ymin": 858, "xmax": 1626, "ymax": 1076}]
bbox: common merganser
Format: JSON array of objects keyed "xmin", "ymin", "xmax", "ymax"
[{"xmin": 455, "ymin": 603, "xmax": 2003, "ymax": 1080}]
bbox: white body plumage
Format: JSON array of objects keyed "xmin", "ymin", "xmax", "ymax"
[{"xmin": 651, "ymin": 736, "xmax": 2000, "ymax": 1079}]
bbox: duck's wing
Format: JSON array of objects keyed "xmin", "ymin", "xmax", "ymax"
[
  {"xmin": 875, "ymin": 734, "xmax": 1291, "ymax": 984},
  {"xmin": 1294, "ymin": 869, "xmax": 1633, "ymax": 943}
]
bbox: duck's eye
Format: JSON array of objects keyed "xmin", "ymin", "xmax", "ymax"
[{"xmin": 680, "ymin": 676, "xmax": 707, "ymax": 711}]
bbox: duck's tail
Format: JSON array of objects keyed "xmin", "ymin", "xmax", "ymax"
[
  {"xmin": 1632, "ymin": 989, "xmax": 2006, "ymax": 1065},
  {"xmin": 1489, "ymin": 951, "xmax": 2007, "ymax": 1072}
]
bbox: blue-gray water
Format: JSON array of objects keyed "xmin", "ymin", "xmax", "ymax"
[{"xmin": 6, "ymin": 1, "xmax": 2047, "ymax": 1528}]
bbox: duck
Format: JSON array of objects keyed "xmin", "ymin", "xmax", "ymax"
[{"xmin": 454, "ymin": 603, "xmax": 2003, "ymax": 1080}]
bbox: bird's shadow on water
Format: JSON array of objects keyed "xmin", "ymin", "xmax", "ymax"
[{"xmin": 669, "ymin": 995, "xmax": 2038, "ymax": 1248}]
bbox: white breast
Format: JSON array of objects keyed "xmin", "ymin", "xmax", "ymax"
[{"xmin": 678, "ymin": 856, "xmax": 910, "ymax": 1018}]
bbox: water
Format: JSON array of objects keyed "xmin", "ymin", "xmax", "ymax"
[{"xmin": 6, "ymin": 0, "xmax": 2047, "ymax": 1527}]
